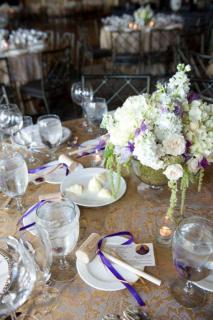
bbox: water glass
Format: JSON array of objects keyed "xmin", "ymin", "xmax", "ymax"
[
  {"xmin": 0, "ymin": 104, "xmax": 23, "ymax": 143},
  {"xmin": 171, "ymin": 216, "xmax": 213, "ymax": 308},
  {"xmin": 37, "ymin": 114, "xmax": 62, "ymax": 161},
  {"xmin": 0, "ymin": 152, "xmax": 28, "ymax": 211},
  {"xmin": 18, "ymin": 229, "xmax": 58, "ymax": 312},
  {"xmin": 15, "ymin": 116, "xmax": 38, "ymax": 165},
  {"xmin": 35, "ymin": 198, "xmax": 80, "ymax": 282},
  {"xmin": 84, "ymin": 97, "xmax": 108, "ymax": 133},
  {"xmin": 71, "ymin": 82, "xmax": 93, "ymax": 130},
  {"xmin": 0, "ymin": 236, "xmax": 36, "ymax": 319}
]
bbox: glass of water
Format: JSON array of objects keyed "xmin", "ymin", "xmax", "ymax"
[
  {"xmin": 171, "ymin": 216, "xmax": 213, "ymax": 308},
  {"xmin": 84, "ymin": 97, "xmax": 108, "ymax": 134},
  {"xmin": 0, "ymin": 152, "xmax": 28, "ymax": 211},
  {"xmin": 0, "ymin": 104, "xmax": 23, "ymax": 144},
  {"xmin": 37, "ymin": 114, "xmax": 62, "ymax": 161},
  {"xmin": 14, "ymin": 116, "xmax": 38, "ymax": 165},
  {"xmin": 0, "ymin": 236, "xmax": 37, "ymax": 319},
  {"xmin": 35, "ymin": 198, "xmax": 80, "ymax": 282}
]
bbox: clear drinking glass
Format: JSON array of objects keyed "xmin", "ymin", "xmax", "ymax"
[
  {"xmin": 0, "ymin": 104, "xmax": 23, "ymax": 144},
  {"xmin": 84, "ymin": 97, "xmax": 108, "ymax": 133},
  {"xmin": 0, "ymin": 152, "xmax": 28, "ymax": 211},
  {"xmin": 0, "ymin": 236, "xmax": 37, "ymax": 320},
  {"xmin": 18, "ymin": 229, "xmax": 59, "ymax": 313},
  {"xmin": 37, "ymin": 114, "xmax": 62, "ymax": 161},
  {"xmin": 14, "ymin": 116, "xmax": 38, "ymax": 165},
  {"xmin": 71, "ymin": 82, "xmax": 93, "ymax": 129},
  {"xmin": 171, "ymin": 216, "xmax": 213, "ymax": 308},
  {"xmin": 35, "ymin": 198, "xmax": 80, "ymax": 282}
]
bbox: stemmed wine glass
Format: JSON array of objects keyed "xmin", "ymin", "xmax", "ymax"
[
  {"xmin": 14, "ymin": 116, "xmax": 38, "ymax": 165},
  {"xmin": 17, "ymin": 229, "xmax": 59, "ymax": 314},
  {"xmin": 35, "ymin": 198, "xmax": 80, "ymax": 282},
  {"xmin": 0, "ymin": 151, "xmax": 28, "ymax": 212},
  {"xmin": 0, "ymin": 236, "xmax": 37, "ymax": 320},
  {"xmin": 0, "ymin": 104, "xmax": 23, "ymax": 147},
  {"xmin": 84, "ymin": 97, "xmax": 108, "ymax": 134},
  {"xmin": 171, "ymin": 216, "xmax": 213, "ymax": 308},
  {"xmin": 71, "ymin": 82, "xmax": 93, "ymax": 129},
  {"xmin": 37, "ymin": 114, "xmax": 62, "ymax": 161}
]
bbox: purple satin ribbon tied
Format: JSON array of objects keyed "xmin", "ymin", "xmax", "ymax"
[
  {"xmin": 28, "ymin": 162, "xmax": 69, "ymax": 176},
  {"xmin": 97, "ymin": 231, "xmax": 145, "ymax": 307},
  {"xmin": 17, "ymin": 199, "xmax": 51, "ymax": 231},
  {"xmin": 77, "ymin": 139, "xmax": 106, "ymax": 158}
]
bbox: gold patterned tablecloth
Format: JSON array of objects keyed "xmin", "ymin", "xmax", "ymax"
[{"xmin": 0, "ymin": 119, "xmax": 213, "ymax": 320}]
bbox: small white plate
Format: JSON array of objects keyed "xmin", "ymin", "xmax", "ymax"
[
  {"xmin": 76, "ymin": 236, "xmax": 139, "ymax": 291},
  {"xmin": 193, "ymin": 271, "xmax": 213, "ymax": 292},
  {"xmin": 14, "ymin": 124, "xmax": 71, "ymax": 150},
  {"xmin": 80, "ymin": 137, "xmax": 102, "ymax": 148},
  {"xmin": 29, "ymin": 160, "xmax": 83, "ymax": 185},
  {"xmin": 22, "ymin": 203, "xmax": 80, "ymax": 236},
  {"xmin": 61, "ymin": 168, "xmax": 126, "ymax": 207},
  {"xmin": 0, "ymin": 251, "xmax": 10, "ymax": 294}
]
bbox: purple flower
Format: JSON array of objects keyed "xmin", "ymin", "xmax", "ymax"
[
  {"xmin": 135, "ymin": 121, "xmax": 147, "ymax": 137},
  {"xmin": 161, "ymin": 106, "xmax": 168, "ymax": 113},
  {"xmin": 174, "ymin": 105, "xmax": 183, "ymax": 117},
  {"xmin": 96, "ymin": 139, "xmax": 106, "ymax": 151},
  {"xmin": 127, "ymin": 141, "xmax": 135, "ymax": 153},
  {"xmin": 185, "ymin": 140, "xmax": 192, "ymax": 152},
  {"xmin": 135, "ymin": 128, "xmax": 141, "ymax": 137},
  {"xmin": 199, "ymin": 158, "xmax": 208, "ymax": 169},
  {"xmin": 140, "ymin": 121, "xmax": 147, "ymax": 132},
  {"xmin": 187, "ymin": 91, "xmax": 200, "ymax": 103}
]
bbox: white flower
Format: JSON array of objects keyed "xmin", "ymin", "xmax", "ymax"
[
  {"xmin": 189, "ymin": 121, "xmax": 199, "ymax": 131},
  {"xmin": 189, "ymin": 106, "xmax": 202, "ymax": 122},
  {"xmin": 155, "ymin": 112, "xmax": 182, "ymax": 141},
  {"xmin": 163, "ymin": 164, "xmax": 183, "ymax": 181},
  {"xmin": 163, "ymin": 134, "xmax": 186, "ymax": 156},
  {"xmin": 133, "ymin": 133, "xmax": 164, "ymax": 170},
  {"xmin": 187, "ymin": 158, "xmax": 199, "ymax": 174}
]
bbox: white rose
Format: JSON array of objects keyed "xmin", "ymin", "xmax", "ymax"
[
  {"xmin": 187, "ymin": 158, "xmax": 199, "ymax": 174},
  {"xmin": 189, "ymin": 106, "xmax": 202, "ymax": 122},
  {"xmin": 163, "ymin": 164, "xmax": 183, "ymax": 181},
  {"xmin": 163, "ymin": 134, "xmax": 186, "ymax": 156}
]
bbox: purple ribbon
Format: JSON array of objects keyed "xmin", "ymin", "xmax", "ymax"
[
  {"xmin": 97, "ymin": 231, "xmax": 145, "ymax": 307},
  {"xmin": 17, "ymin": 199, "xmax": 48, "ymax": 226},
  {"xmin": 77, "ymin": 139, "xmax": 106, "ymax": 158},
  {"xmin": 28, "ymin": 163, "xmax": 69, "ymax": 176}
]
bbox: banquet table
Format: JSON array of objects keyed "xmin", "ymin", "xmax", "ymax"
[
  {"xmin": 100, "ymin": 24, "xmax": 183, "ymax": 54},
  {"xmin": 0, "ymin": 45, "xmax": 44, "ymax": 86},
  {"xmin": 0, "ymin": 118, "xmax": 213, "ymax": 320}
]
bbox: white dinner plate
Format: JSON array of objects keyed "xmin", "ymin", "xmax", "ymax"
[
  {"xmin": 76, "ymin": 236, "xmax": 139, "ymax": 291},
  {"xmin": 14, "ymin": 124, "xmax": 71, "ymax": 150},
  {"xmin": 22, "ymin": 203, "xmax": 80, "ymax": 236},
  {"xmin": 193, "ymin": 270, "xmax": 213, "ymax": 292},
  {"xmin": 29, "ymin": 160, "xmax": 83, "ymax": 185},
  {"xmin": 60, "ymin": 168, "xmax": 126, "ymax": 207}
]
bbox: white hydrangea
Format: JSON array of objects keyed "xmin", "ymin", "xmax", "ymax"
[
  {"xmin": 133, "ymin": 133, "xmax": 164, "ymax": 170},
  {"xmin": 154, "ymin": 112, "xmax": 182, "ymax": 141}
]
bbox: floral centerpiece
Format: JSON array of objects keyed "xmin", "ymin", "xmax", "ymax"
[
  {"xmin": 101, "ymin": 65, "xmax": 213, "ymax": 220},
  {"xmin": 134, "ymin": 5, "xmax": 154, "ymax": 26}
]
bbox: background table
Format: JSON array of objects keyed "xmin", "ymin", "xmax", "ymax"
[{"xmin": 0, "ymin": 119, "xmax": 212, "ymax": 320}]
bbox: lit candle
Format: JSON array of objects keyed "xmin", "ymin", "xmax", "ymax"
[
  {"xmin": 156, "ymin": 215, "xmax": 174, "ymax": 246},
  {"xmin": 128, "ymin": 22, "xmax": 133, "ymax": 29},
  {"xmin": 159, "ymin": 226, "xmax": 172, "ymax": 238},
  {"xmin": 149, "ymin": 20, "xmax": 155, "ymax": 28}
]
